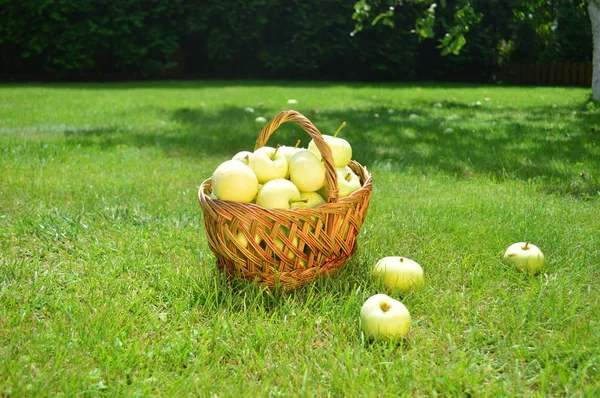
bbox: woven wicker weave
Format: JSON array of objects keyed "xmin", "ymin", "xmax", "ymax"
[{"xmin": 198, "ymin": 110, "xmax": 372, "ymax": 290}]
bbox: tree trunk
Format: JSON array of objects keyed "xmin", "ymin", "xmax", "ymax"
[{"xmin": 591, "ymin": 0, "xmax": 600, "ymax": 100}]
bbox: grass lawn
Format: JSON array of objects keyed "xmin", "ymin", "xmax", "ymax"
[{"xmin": 1, "ymin": 80, "xmax": 599, "ymax": 396}]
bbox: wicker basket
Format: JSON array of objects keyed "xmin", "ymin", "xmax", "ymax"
[{"xmin": 197, "ymin": 110, "xmax": 373, "ymax": 290}]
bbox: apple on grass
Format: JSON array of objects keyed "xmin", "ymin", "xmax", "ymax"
[
  {"xmin": 373, "ymin": 257, "xmax": 424, "ymax": 293},
  {"xmin": 503, "ymin": 242, "xmax": 544, "ymax": 274},
  {"xmin": 247, "ymin": 145, "xmax": 288, "ymax": 184},
  {"xmin": 307, "ymin": 122, "xmax": 352, "ymax": 168},
  {"xmin": 211, "ymin": 160, "xmax": 259, "ymax": 203},
  {"xmin": 289, "ymin": 150, "xmax": 326, "ymax": 192},
  {"xmin": 360, "ymin": 294, "xmax": 411, "ymax": 341}
]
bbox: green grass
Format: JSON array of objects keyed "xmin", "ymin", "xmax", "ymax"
[{"xmin": 1, "ymin": 80, "xmax": 599, "ymax": 396}]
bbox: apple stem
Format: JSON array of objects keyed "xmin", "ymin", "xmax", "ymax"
[
  {"xmin": 333, "ymin": 121, "xmax": 347, "ymax": 138},
  {"xmin": 289, "ymin": 199, "xmax": 309, "ymax": 205},
  {"xmin": 272, "ymin": 144, "xmax": 281, "ymax": 159},
  {"xmin": 380, "ymin": 303, "xmax": 391, "ymax": 312},
  {"xmin": 244, "ymin": 155, "xmax": 249, "ymax": 161},
  {"xmin": 345, "ymin": 172, "xmax": 352, "ymax": 181},
  {"xmin": 400, "ymin": 258, "xmax": 404, "ymax": 262},
  {"xmin": 294, "ymin": 139, "xmax": 301, "ymax": 149},
  {"xmin": 524, "ymin": 242, "xmax": 529, "ymax": 250}
]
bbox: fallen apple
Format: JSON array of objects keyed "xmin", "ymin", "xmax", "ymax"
[
  {"xmin": 503, "ymin": 242, "xmax": 544, "ymax": 274},
  {"xmin": 360, "ymin": 294, "xmax": 411, "ymax": 341},
  {"xmin": 211, "ymin": 160, "xmax": 259, "ymax": 203},
  {"xmin": 373, "ymin": 256, "xmax": 424, "ymax": 293}
]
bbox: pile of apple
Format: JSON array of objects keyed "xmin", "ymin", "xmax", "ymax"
[
  {"xmin": 360, "ymin": 242, "xmax": 545, "ymax": 342},
  {"xmin": 209, "ymin": 122, "xmax": 361, "ymax": 208}
]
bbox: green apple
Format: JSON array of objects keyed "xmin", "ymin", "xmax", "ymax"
[
  {"xmin": 234, "ymin": 224, "xmax": 262, "ymax": 249},
  {"xmin": 278, "ymin": 140, "xmax": 303, "ymax": 178},
  {"xmin": 373, "ymin": 256, "xmax": 424, "ymax": 293},
  {"xmin": 255, "ymin": 178, "xmax": 301, "ymax": 209},
  {"xmin": 274, "ymin": 227, "xmax": 300, "ymax": 260},
  {"xmin": 232, "ymin": 151, "xmax": 253, "ymax": 165},
  {"xmin": 247, "ymin": 146, "xmax": 288, "ymax": 184},
  {"xmin": 212, "ymin": 160, "xmax": 259, "ymax": 203},
  {"xmin": 289, "ymin": 150, "xmax": 326, "ymax": 192},
  {"xmin": 279, "ymin": 140, "xmax": 303, "ymax": 163},
  {"xmin": 360, "ymin": 294, "xmax": 411, "ymax": 341},
  {"xmin": 337, "ymin": 166, "xmax": 362, "ymax": 197},
  {"xmin": 503, "ymin": 242, "xmax": 544, "ymax": 274},
  {"xmin": 294, "ymin": 191, "xmax": 326, "ymax": 209},
  {"xmin": 307, "ymin": 122, "xmax": 352, "ymax": 167}
]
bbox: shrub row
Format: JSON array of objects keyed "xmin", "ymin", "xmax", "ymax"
[{"xmin": 0, "ymin": 0, "xmax": 592, "ymax": 81}]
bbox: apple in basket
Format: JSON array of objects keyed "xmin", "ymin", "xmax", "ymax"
[
  {"xmin": 211, "ymin": 160, "xmax": 259, "ymax": 203},
  {"xmin": 247, "ymin": 145, "xmax": 288, "ymax": 184},
  {"xmin": 337, "ymin": 166, "xmax": 362, "ymax": 197},
  {"xmin": 255, "ymin": 178, "xmax": 305, "ymax": 209},
  {"xmin": 318, "ymin": 166, "xmax": 362, "ymax": 199},
  {"xmin": 278, "ymin": 139, "xmax": 304, "ymax": 178},
  {"xmin": 297, "ymin": 191, "xmax": 326, "ymax": 208},
  {"xmin": 288, "ymin": 149, "xmax": 326, "ymax": 192},
  {"xmin": 307, "ymin": 122, "xmax": 352, "ymax": 168},
  {"xmin": 234, "ymin": 227, "xmax": 262, "ymax": 249},
  {"xmin": 232, "ymin": 150, "xmax": 253, "ymax": 165},
  {"xmin": 360, "ymin": 294, "xmax": 411, "ymax": 341}
]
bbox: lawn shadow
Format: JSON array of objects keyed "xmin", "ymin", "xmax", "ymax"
[
  {"xmin": 61, "ymin": 98, "xmax": 599, "ymax": 198},
  {"xmin": 307, "ymin": 101, "xmax": 599, "ymax": 199},
  {"xmin": 62, "ymin": 105, "xmax": 297, "ymax": 158}
]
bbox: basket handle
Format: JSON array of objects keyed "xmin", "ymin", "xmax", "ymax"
[{"xmin": 254, "ymin": 110, "xmax": 339, "ymax": 203}]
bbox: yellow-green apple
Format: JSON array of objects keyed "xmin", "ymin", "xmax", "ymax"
[
  {"xmin": 360, "ymin": 294, "xmax": 411, "ymax": 341},
  {"xmin": 255, "ymin": 178, "xmax": 302, "ymax": 209},
  {"xmin": 294, "ymin": 191, "xmax": 326, "ymax": 208},
  {"xmin": 274, "ymin": 227, "xmax": 300, "ymax": 260},
  {"xmin": 278, "ymin": 140, "xmax": 303, "ymax": 162},
  {"xmin": 232, "ymin": 151, "xmax": 253, "ymax": 165},
  {"xmin": 234, "ymin": 226, "xmax": 262, "ymax": 249},
  {"xmin": 337, "ymin": 166, "xmax": 362, "ymax": 197},
  {"xmin": 247, "ymin": 146, "xmax": 288, "ymax": 184},
  {"xmin": 307, "ymin": 122, "xmax": 352, "ymax": 167},
  {"xmin": 373, "ymin": 256, "xmax": 424, "ymax": 293},
  {"xmin": 289, "ymin": 150, "xmax": 326, "ymax": 192},
  {"xmin": 503, "ymin": 242, "xmax": 544, "ymax": 274},
  {"xmin": 211, "ymin": 160, "xmax": 259, "ymax": 203},
  {"xmin": 278, "ymin": 140, "xmax": 303, "ymax": 178}
]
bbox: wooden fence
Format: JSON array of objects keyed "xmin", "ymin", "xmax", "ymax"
[{"xmin": 496, "ymin": 62, "xmax": 593, "ymax": 86}]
